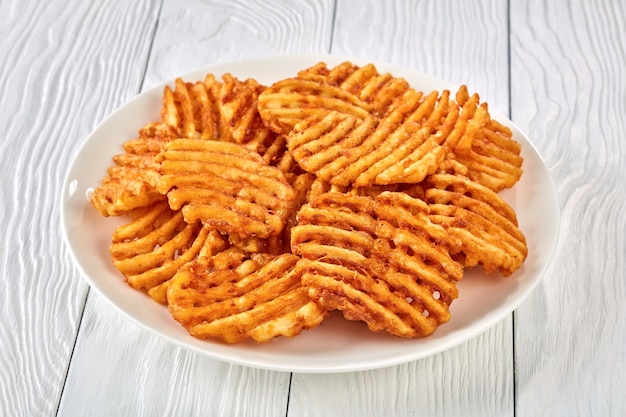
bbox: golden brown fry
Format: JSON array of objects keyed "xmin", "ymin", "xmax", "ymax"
[
  {"xmin": 291, "ymin": 191, "xmax": 463, "ymax": 338},
  {"xmin": 161, "ymin": 77, "xmax": 222, "ymax": 140},
  {"xmin": 425, "ymin": 173, "xmax": 528, "ymax": 276},
  {"xmin": 286, "ymin": 98, "xmax": 449, "ymax": 187},
  {"xmin": 168, "ymin": 253, "xmax": 327, "ymax": 343},
  {"xmin": 258, "ymin": 77, "xmax": 372, "ymax": 135},
  {"xmin": 298, "ymin": 61, "xmax": 411, "ymax": 117},
  {"xmin": 109, "ymin": 202, "xmax": 224, "ymax": 293},
  {"xmin": 157, "ymin": 139, "xmax": 296, "ymax": 238},
  {"xmin": 89, "ymin": 123, "xmax": 176, "ymax": 217},
  {"xmin": 451, "ymin": 119, "xmax": 524, "ymax": 192}
]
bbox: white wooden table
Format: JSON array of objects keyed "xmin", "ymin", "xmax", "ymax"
[{"xmin": 1, "ymin": 0, "xmax": 624, "ymax": 415}]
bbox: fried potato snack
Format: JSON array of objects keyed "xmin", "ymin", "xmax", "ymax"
[
  {"xmin": 109, "ymin": 202, "xmax": 222, "ymax": 294},
  {"xmin": 425, "ymin": 173, "xmax": 528, "ymax": 276},
  {"xmin": 161, "ymin": 75, "xmax": 223, "ymax": 141},
  {"xmin": 287, "ymin": 103, "xmax": 450, "ymax": 187},
  {"xmin": 257, "ymin": 77, "xmax": 372, "ymax": 135},
  {"xmin": 451, "ymin": 119, "xmax": 524, "ymax": 192},
  {"xmin": 157, "ymin": 139, "xmax": 296, "ymax": 238},
  {"xmin": 167, "ymin": 253, "xmax": 327, "ymax": 343},
  {"xmin": 89, "ymin": 123, "xmax": 177, "ymax": 217},
  {"xmin": 291, "ymin": 191, "xmax": 463, "ymax": 338},
  {"xmin": 90, "ymin": 60, "xmax": 529, "ymax": 344},
  {"xmin": 297, "ymin": 61, "xmax": 411, "ymax": 117}
]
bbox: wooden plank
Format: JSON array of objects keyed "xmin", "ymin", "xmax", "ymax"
[
  {"xmin": 288, "ymin": 1, "xmax": 515, "ymax": 416},
  {"xmin": 58, "ymin": 1, "xmax": 334, "ymax": 416},
  {"xmin": 0, "ymin": 1, "xmax": 159, "ymax": 416},
  {"xmin": 289, "ymin": 321, "xmax": 513, "ymax": 417},
  {"xmin": 58, "ymin": 295, "xmax": 292, "ymax": 416},
  {"xmin": 510, "ymin": 0, "xmax": 626, "ymax": 415},
  {"xmin": 143, "ymin": 0, "xmax": 335, "ymax": 88}
]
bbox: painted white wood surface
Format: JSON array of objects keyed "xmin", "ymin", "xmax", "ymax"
[
  {"xmin": 510, "ymin": 1, "xmax": 626, "ymax": 416},
  {"xmin": 0, "ymin": 0, "xmax": 624, "ymax": 416},
  {"xmin": 0, "ymin": 1, "xmax": 159, "ymax": 416}
]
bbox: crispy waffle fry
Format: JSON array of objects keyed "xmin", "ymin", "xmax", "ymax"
[
  {"xmin": 147, "ymin": 227, "xmax": 229, "ymax": 304},
  {"xmin": 109, "ymin": 202, "xmax": 224, "ymax": 294},
  {"xmin": 425, "ymin": 173, "xmax": 528, "ymax": 276},
  {"xmin": 161, "ymin": 76, "xmax": 223, "ymax": 141},
  {"xmin": 291, "ymin": 191, "xmax": 463, "ymax": 338},
  {"xmin": 89, "ymin": 123, "xmax": 177, "ymax": 217},
  {"xmin": 218, "ymin": 74, "xmax": 271, "ymax": 145},
  {"xmin": 258, "ymin": 77, "xmax": 373, "ymax": 135},
  {"xmin": 286, "ymin": 96, "xmax": 450, "ymax": 187},
  {"xmin": 167, "ymin": 253, "xmax": 327, "ymax": 343},
  {"xmin": 451, "ymin": 119, "xmax": 524, "ymax": 192},
  {"xmin": 298, "ymin": 61, "xmax": 411, "ymax": 117},
  {"xmin": 157, "ymin": 139, "xmax": 296, "ymax": 238}
]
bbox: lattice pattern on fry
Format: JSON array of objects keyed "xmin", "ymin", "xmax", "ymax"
[
  {"xmin": 424, "ymin": 173, "xmax": 528, "ymax": 276},
  {"xmin": 291, "ymin": 191, "xmax": 463, "ymax": 338},
  {"xmin": 298, "ymin": 61, "xmax": 412, "ymax": 117},
  {"xmin": 451, "ymin": 119, "xmax": 524, "ymax": 192},
  {"xmin": 167, "ymin": 253, "xmax": 327, "ymax": 343},
  {"xmin": 109, "ymin": 202, "xmax": 224, "ymax": 294},
  {"xmin": 89, "ymin": 123, "xmax": 177, "ymax": 217},
  {"xmin": 257, "ymin": 77, "xmax": 373, "ymax": 135},
  {"xmin": 285, "ymin": 90, "xmax": 453, "ymax": 186},
  {"xmin": 157, "ymin": 139, "xmax": 296, "ymax": 238},
  {"xmin": 161, "ymin": 75, "xmax": 224, "ymax": 141},
  {"xmin": 218, "ymin": 74, "xmax": 271, "ymax": 144}
]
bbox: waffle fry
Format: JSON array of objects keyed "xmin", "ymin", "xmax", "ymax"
[
  {"xmin": 89, "ymin": 123, "xmax": 177, "ymax": 217},
  {"xmin": 258, "ymin": 77, "xmax": 372, "ymax": 135},
  {"xmin": 286, "ymin": 99, "xmax": 449, "ymax": 187},
  {"xmin": 157, "ymin": 139, "xmax": 296, "ymax": 238},
  {"xmin": 161, "ymin": 76, "xmax": 223, "ymax": 140},
  {"xmin": 298, "ymin": 61, "xmax": 411, "ymax": 117},
  {"xmin": 167, "ymin": 253, "xmax": 327, "ymax": 343},
  {"xmin": 292, "ymin": 192, "xmax": 463, "ymax": 338},
  {"xmin": 451, "ymin": 119, "xmax": 524, "ymax": 192},
  {"xmin": 109, "ymin": 202, "xmax": 220, "ymax": 294},
  {"xmin": 425, "ymin": 173, "xmax": 528, "ymax": 276}
]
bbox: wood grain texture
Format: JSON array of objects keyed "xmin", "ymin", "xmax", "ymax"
[
  {"xmin": 144, "ymin": 0, "xmax": 335, "ymax": 88},
  {"xmin": 0, "ymin": 0, "xmax": 159, "ymax": 416},
  {"xmin": 331, "ymin": 0, "xmax": 510, "ymax": 112},
  {"xmin": 289, "ymin": 1, "xmax": 514, "ymax": 416},
  {"xmin": 288, "ymin": 320, "xmax": 513, "ymax": 417},
  {"xmin": 510, "ymin": 0, "xmax": 626, "ymax": 415},
  {"xmin": 58, "ymin": 1, "xmax": 334, "ymax": 416},
  {"xmin": 57, "ymin": 295, "xmax": 291, "ymax": 417}
]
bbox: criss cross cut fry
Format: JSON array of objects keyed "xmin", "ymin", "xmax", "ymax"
[
  {"xmin": 257, "ymin": 77, "xmax": 373, "ymax": 135},
  {"xmin": 167, "ymin": 253, "xmax": 328, "ymax": 343},
  {"xmin": 89, "ymin": 122, "xmax": 177, "ymax": 217},
  {"xmin": 157, "ymin": 139, "xmax": 296, "ymax": 238},
  {"xmin": 109, "ymin": 201, "xmax": 225, "ymax": 296},
  {"xmin": 297, "ymin": 61, "xmax": 411, "ymax": 117},
  {"xmin": 285, "ymin": 86, "xmax": 456, "ymax": 186},
  {"xmin": 161, "ymin": 75, "xmax": 224, "ymax": 140},
  {"xmin": 291, "ymin": 191, "xmax": 463, "ymax": 338},
  {"xmin": 451, "ymin": 119, "xmax": 524, "ymax": 192},
  {"xmin": 425, "ymin": 173, "xmax": 528, "ymax": 276}
]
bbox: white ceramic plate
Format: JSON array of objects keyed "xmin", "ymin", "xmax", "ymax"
[{"xmin": 61, "ymin": 55, "xmax": 559, "ymax": 373}]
